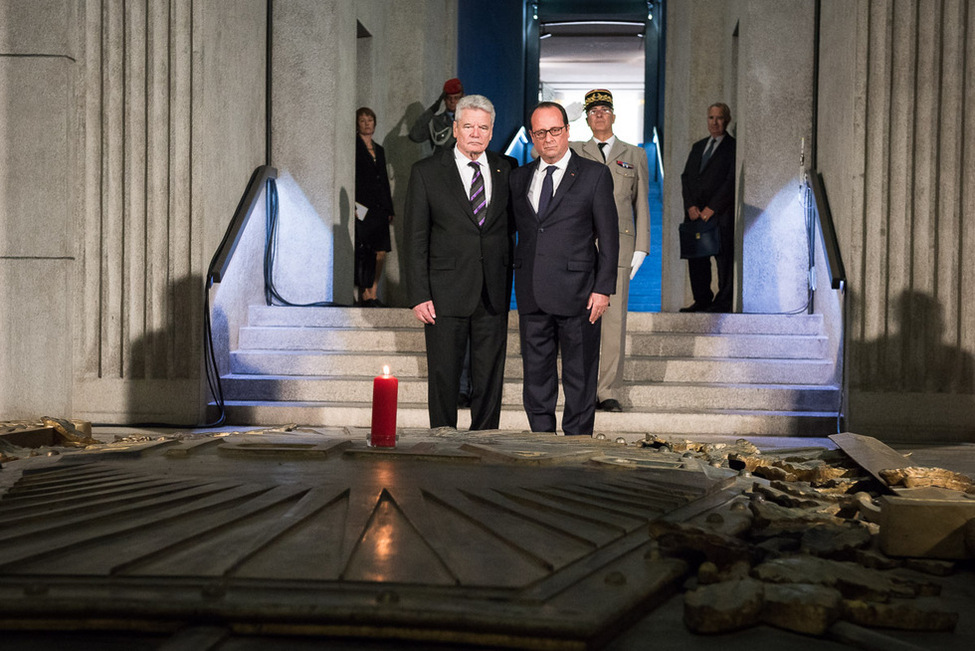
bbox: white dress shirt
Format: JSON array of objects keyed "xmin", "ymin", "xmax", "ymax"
[
  {"xmin": 529, "ymin": 149, "xmax": 573, "ymax": 213},
  {"xmin": 454, "ymin": 147, "xmax": 492, "ymax": 207}
]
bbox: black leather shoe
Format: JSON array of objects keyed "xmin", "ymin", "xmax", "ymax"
[
  {"xmin": 679, "ymin": 302, "xmax": 710, "ymax": 313},
  {"xmin": 705, "ymin": 303, "xmax": 731, "ymax": 313},
  {"xmin": 597, "ymin": 398, "xmax": 623, "ymax": 412}
]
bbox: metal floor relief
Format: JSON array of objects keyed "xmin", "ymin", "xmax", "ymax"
[{"xmin": 0, "ymin": 429, "xmax": 736, "ymax": 649}]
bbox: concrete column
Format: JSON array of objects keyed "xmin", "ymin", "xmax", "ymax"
[
  {"xmin": 268, "ymin": 0, "xmax": 355, "ymax": 306},
  {"xmin": 736, "ymin": 0, "xmax": 816, "ymax": 314},
  {"xmin": 0, "ymin": 0, "xmax": 76, "ymax": 418},
  {"xmin": 270, "ymin": 0, "xmax": 457, "ymax": 308},
  {"xmin": 662, "ymin": 0, "xmax": 735, "ymax": 312}
]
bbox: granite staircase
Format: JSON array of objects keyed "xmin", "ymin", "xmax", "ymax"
[{"xmin": 218, "ymin": 305, "xmax": 841, "ymax": 437}]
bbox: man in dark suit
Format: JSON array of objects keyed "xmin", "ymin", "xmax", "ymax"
[
  {"xmin": 510, "ymin": 102, "xmax": 619, "ymax": 436},
  {"xmin": 679, "ymin": 102, "xmax": 737, "ymax": 313},
  {"xmin": 405, "ymin": 94, "xmax": 513, "ymax": 430}
]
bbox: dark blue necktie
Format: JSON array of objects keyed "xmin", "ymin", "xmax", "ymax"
[
  {"xmin": 700, "ymin": 138, "xmax": 715, "ymax": 171},
  {"xmin": 537, "ymin": 165, "xmax": 557, "ymax": 217}
]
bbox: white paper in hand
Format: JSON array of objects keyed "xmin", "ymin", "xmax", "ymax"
[{"xmin": 355, "ymin": 202, "xmax": 368, "ymax": 221}]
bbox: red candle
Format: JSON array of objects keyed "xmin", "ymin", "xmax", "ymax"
[{"xmin": 370, "ymin": 365, "xmax": 398, "ymax": 447}]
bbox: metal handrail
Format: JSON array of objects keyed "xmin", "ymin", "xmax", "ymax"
[
  {"xmin": 807, "ymin": 170, "xmax": 847, "ymax": 432},
  {"xmin": 809, "ymin": 171, "xmax": 846, "ymax": 290},
  {"xmin": 207, "ymin": 165, "xmax": 278, "ymax": 287}
]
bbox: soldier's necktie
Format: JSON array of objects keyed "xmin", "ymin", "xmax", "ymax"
[{"xmin": 598, "ymin": 142, "xmax": 608, "ymax": 162}]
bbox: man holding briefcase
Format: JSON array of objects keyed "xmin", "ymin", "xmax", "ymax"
[{"xmin": 679, "ymin": 102, "xmax": 736, "ymax": 313}]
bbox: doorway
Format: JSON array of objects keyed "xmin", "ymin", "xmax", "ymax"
[{"xmin": 538, "ymin": 18, "xmax": 661, "ymax": 312}]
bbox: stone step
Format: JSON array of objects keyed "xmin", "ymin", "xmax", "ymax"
[
  {"xmin": 623, "ymin": 356, "xmax": 834, "ymax": 384},
  {"xmin": 627, "ymin": 312, "xmax": 823, "ymax": 336},
  {"xmin": 238, "ymin": 326, "xmax": 428, "ymax": 353},
  {"xmin": 230, "ymin": 350, "xmax": 834, "ymax": 384},
  {"xmin": 246, "ymin": 305, "xmax": 824, "ymax": 336},
  {"xmin": 222, "ymin": 375, "xmax": 840, "ymax": 412},
  {"xmin": 217, "ymin": 400, "xmax": 840, "ymax": 438},
  {"xmin": 231, "ymin": 350, "xmax": 428, "ymax": 377},
  {"xmin": 225, "ymin": 305, "xmax": 840, "ymax": 436},
  {"xmin": 627, "ymin": 333, "xmax": 827, "ymax": 359},
  {"xmin": 237, "ymin": 326, "xmax": 827, "ymax": 360}
]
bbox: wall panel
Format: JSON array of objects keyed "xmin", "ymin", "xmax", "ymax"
[{"xmin": 825, "ymin": 0, "xmax": 975, "ymax": 438}]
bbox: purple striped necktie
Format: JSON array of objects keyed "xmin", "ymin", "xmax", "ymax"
[{"xmin": 468, "ymin": 161, "xmax": 486, "ymax": 226}]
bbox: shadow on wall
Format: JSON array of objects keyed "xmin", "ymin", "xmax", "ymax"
[
  {"xmin": 380, "ymin": 101, "xmax": 434, "ymax": 307},
  {"xmin": 335, "ymin": 186, "xmax": 353, "ymax": 305},
  {"xmin": 126, "ymin": 274, "xmax": 205, "ymax": 425},
  {"xmin": 853, "ymin": 289, "xmax": 975, "ymax": 394}
]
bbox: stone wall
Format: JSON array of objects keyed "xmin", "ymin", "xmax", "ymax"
[
  {"xmin": 1, "ymin": 0, "xmax": 268, "ymax": 424},
  {"xmin": 818, "ymin": 0, "xmax": 975, "ymax": 439},
  {"xmin": 0, "ymin": 0, "xmax": 77, "ymax": 418},
  {"xmin": 0, "ymin": 0, "xmax": 458, "ymax": 425}
]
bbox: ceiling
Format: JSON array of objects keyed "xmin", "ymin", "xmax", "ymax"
[
  {"xmin": 537, "ymin": 1, "xmax": 651, "ymax": 86},
  {"xmin": 536, "ymin": 0, "xmax": 653, "ymax": 23}
]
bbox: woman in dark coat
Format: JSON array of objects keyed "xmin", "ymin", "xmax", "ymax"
[{"xmin": 354, "ymin": 106, "xmax": 395, "ymax": 306}]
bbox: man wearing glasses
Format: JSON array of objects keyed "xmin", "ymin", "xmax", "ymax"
[
  {"xmin": 571, "ymin": 89, "xmax": 650, "ymax": 414},
  {"xmin": 510, "ymin": 102, "xmax": 619, "ymax": 437}
]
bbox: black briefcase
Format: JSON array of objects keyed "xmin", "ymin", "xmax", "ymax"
[{"xmin": 678, "ymin": 219, "xmax": 721, "ymax": 259}]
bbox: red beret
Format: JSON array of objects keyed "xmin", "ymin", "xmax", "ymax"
[{"xmin": 443, "ymin": 78, "xmax": 463, "ymax": 94}]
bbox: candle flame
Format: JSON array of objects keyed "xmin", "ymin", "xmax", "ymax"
[{"xmin": 382, "ymin": 365, "xmax": 390, "ymax": 376}]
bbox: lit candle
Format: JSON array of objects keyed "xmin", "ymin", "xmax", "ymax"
[{"xmin": 369, "ymin": 365, "xmax": 398, "ymax": 447}]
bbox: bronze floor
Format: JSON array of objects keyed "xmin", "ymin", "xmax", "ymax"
[{"xmin": 0, "ymin": 425, "xmax": 972, "ymax": 650}]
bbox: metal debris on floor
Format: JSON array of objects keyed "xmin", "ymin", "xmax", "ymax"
[{"xmin": 635, "ymin": 431, "xmax": 974, "ymax": 644}]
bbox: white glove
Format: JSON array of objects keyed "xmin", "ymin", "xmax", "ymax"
[
  {"xmin": 563, "ymin": 101, "xmax": 585, "ymax": 123},
  {"xmin": 629, "ymin": 250, "xmax": 647, "ymax": 280}
]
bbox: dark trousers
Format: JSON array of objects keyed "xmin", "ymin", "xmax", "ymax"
[
  {"xmin": 424, "ymin": 293, "xmax": 507, "ymax": 430},
  {"xmin": 519, "ymin": 311, "xmax": 601, "ymax": 436},
  {"xmin": 688, "ymin": 212, "xmax": 734, "ymax": 309}
]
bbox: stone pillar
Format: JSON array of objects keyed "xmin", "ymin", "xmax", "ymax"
[
  {"xmin": 662, "ymin": 0, "xmax": 735, "ymax": 312},
  {"xmin": 736, "ymin": 0, "xmax": 816, "ymax": 313},
  {"xmin": 270, "ymin": 0, "xmax": 457, "ymax": 308},
  {"xmin": 0, "ymin": 1, "xmax": 75, "ymax": 418},
  {"xmin": 269, "ymin": 0, "xmax": 356, "ymax": 306}
]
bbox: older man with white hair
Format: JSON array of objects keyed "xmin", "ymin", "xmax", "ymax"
[{"xmin": 405, "ymin": 95, "xmax": 514, "ymax": 430}]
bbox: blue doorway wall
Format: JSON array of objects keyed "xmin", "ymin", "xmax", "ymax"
[
  {"xmin": 457, "ymin": 1, "xmax": 529, "ymax": 153},
  {"xmin": 457, "ymin": 0, "xmax": 664, "ymax": 313}
]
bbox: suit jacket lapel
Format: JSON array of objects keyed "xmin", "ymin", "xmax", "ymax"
[
  {"xmin": 441, "ymin": 149, "xmax": 478, "ymax": 222},
  {"xmin": 523, "ymin": 158, "xmax": 542, "ymax": 218},
  {"xmin": 480, "ymin": 153, "xmax": 503, "ymax": 228},
  {"xmin": 582, "ymin": 140, "xmax": 602, "ymax": 164}
]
